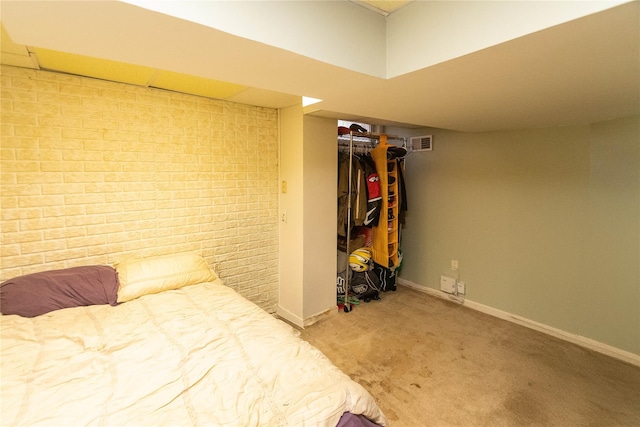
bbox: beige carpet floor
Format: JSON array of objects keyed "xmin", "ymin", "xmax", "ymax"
[{"xmin": 298, "ymin": 286, "xmax": 640, "ymax": 426}]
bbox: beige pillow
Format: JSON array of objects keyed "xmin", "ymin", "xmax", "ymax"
[{"xmin": 115, "ymin": 252, "xmax": 217, "ymax": 303}]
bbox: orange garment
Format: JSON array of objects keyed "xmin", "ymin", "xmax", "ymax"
[{"xmin": 370, "ymin": 135, "xmax": 399, "ymax": 268}]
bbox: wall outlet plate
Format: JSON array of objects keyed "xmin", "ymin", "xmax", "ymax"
[{"xmin": 440, "ymin": 275, "xmax": 457, "ymax": 293}]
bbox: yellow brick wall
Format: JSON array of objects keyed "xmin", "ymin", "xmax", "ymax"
[{"xmin": 0, "ymin": 65, "xmax": 280, "ymax": 312}]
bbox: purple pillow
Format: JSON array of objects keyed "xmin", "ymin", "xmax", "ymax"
[
  {"xmin": 336, "ymin": 413, "xmax": 382, "ymax": 427},
  {"xmin": 0, "ymin": 265, "xmax": 119, "ymax": 318}
]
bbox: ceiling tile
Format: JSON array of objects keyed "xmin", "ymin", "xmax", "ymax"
[{"xmin": 31, "ymin": 47, "xmax": 155, "ymax": 86}]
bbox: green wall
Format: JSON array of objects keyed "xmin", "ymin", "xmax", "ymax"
[{"xmin": 400, "ymin": 115, "xmax": 640, "ymax": 355}]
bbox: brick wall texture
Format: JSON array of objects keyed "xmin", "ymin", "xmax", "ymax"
[{"xmin": 0, "ymin": 65, "xmax": 280, "ymax": 312}]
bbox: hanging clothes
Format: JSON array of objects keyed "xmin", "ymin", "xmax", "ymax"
[
  {"xmin": 396, "ymin": 159, "xmax": 408, "ymax": 224},
  {"xmin": 337, "ymin": 153, "xmax": 367, "ymax": 237},
  {"xmin": 353, "ymin": 162, "xmax": 366, "ymax": 225},
  {"xmin": 361, "ymin": 155, "xmax": 382, "ymax": 227}
]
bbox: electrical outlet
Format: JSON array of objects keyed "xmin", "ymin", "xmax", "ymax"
[
  {"xmin": 457, "ymin": 281, "xmax": 466, "ymax": 294},
  {"xmin": 440, "ymin": 275, "xmax": 456, "ymax": 293},
  {"xmin": 451, "ymin": 260, "xmax": 459, "ymax": 271}
]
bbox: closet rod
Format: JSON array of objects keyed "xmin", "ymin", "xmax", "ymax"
[
  {"xmin": 341, "ymin": 131, "xmax": 403, "ymax": 141},
  {"xmin": 338, "ymin": 142, "xmax": 375, "ymax": 154}
]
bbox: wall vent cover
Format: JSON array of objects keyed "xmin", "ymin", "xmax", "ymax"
[{"xmin": 409, "ymin": 135, "xmax": 433, "ymax": 152}]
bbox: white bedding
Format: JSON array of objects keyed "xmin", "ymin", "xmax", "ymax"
[{"xmin": 1, "ymin": 278, "xmax": 386, "ymax": 426}]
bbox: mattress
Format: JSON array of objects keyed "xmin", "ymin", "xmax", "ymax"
[{"xmin": 0, "ymin": 278, "xmax": 386, "ymax": 426}]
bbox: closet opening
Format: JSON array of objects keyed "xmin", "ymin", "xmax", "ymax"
[{"xmin": 336, "ymin": 121, "xmax": 408, "ymax": 313}]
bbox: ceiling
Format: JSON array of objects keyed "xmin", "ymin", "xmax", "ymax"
[{"xmin": 1, "ymin": 1, "xmax": 638, "ymax": 132}]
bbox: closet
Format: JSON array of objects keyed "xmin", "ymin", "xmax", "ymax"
[{"xmin": 337, "ymin": 127, "xmax": 407, "ymax": 312}]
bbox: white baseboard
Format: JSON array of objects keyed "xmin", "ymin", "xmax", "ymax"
[
  {"xmin": 397, "ymin": 278, "xmax": 640, "ymax": 368},
  {"xmin": 277, "ymin": 305, "xmax": 337, "ymax": 329},
  {"xmin": 276, "ymin": 305, "xmax": 304, "ymax": 328},
  {"xmin": 303, "ymin": 306, "xmax": 337, "ymax": 327}
]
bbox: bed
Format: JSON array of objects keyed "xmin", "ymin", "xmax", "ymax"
[{"xmin": 0, "ymin": 252, "xmax": 386, "ymax": 426}]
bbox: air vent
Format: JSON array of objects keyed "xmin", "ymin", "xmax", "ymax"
[{"xmin": 409, "ymin": 135, "xmax": 432, "ymax": 152}]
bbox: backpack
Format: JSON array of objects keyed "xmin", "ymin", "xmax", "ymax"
[
  {"xmin": 349, "ymin": 270, "xmax": 381, "ymax": 302},
  {"xmin": 373, "ymin": 263, "xmax": 397, "ymax": 292}
]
